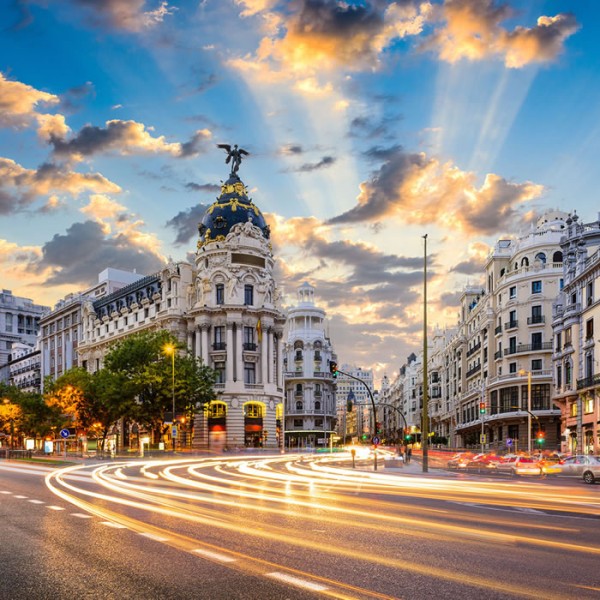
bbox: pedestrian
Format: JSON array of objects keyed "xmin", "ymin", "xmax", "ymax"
[{"xmin": 407, "ymin": 444, "xmax": 412, "ymax": 464}]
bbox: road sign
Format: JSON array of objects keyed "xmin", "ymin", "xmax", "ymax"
[
  {"xmin": 171, "ymin": 425, "xmax": 178, "ymax": 438},
  {"xmin": 480, "ymin": 434, "xmax": 487, "ymax": 444},
  {"xmin": 506, "ymin": 438, "xmax": 513, "ymax": 447},
  {"xmin": 60, "ymin": 429, "xmax": 70, "ymax": 439},
  {"xmin": 372, "ymin": 435, "xmax": 380, "ymax": 446}
]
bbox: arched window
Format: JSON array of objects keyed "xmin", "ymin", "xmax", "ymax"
[
  {"xmin": 295, "ymin": 383, "xmax": 303, "ymax": 394},
  {"xmin": 315, "ymin": 401, "xmax": 321, "ymax": 410},
  {"xmin": 521, "ymin": 257, "xmax": 529, "ymax": 267},
  {"xmin": 296, "ymin": 401, "xmax": 303, "ymax": 410},
  {"xmin": 244, "ymin": 403, "xmax": 263, "ymax": 418},
  {"xmin": 553, "ymin": 251, "xmax": 563, "ymax": 263},
  {"xmin": 535, "ymin": 252, "xmax": 546, "ymax": 264}
]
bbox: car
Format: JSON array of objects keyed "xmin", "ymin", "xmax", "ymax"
[
  {"xmin": 465, "ymin": 454, "xmax": 503, "ymax": 473},
  {"xmin": 495, "ymin": 456, "xmax": 542, "ymax": 477},
  {"xmin": 555, "ymin": 455, "xmax": 600, "ymax": 483},
  {"xmin": 447, "ymin": 452, "xmax": 473, "ymax": 470}
]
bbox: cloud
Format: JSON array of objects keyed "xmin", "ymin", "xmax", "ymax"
[
  {"xmin": 228, "ymin": 0, "xmax": 429, "ymax": 85},
  {"xmin": 349, "ymin": 114, "xmax": 400, "ymax": 140},
  {"xmin": 62, "ymin": 0, "xmax": 176, "ymax": 32},
  {"xmin": 423, "ymin": 0, "xmax": 580, "ymax": 68},
  {"xmin": 0, "ymin": 72, "xmax": 66, "ymax": 139},
  {"xmin": 49, "ymin": 120, "xmax": 212, "ymax": 160},
  {"xmin": 280, "ymin": 144, "xmax": 304, "ymax": 155},
  {"xmin": 30, "ymin": 220, "xmax": 165, "ymax": 286},
  {"xmin": 291, "ymin": 155, "xmax": 336, "ymax": 173},
  {"xmin": 166, "ymin": 204, "xmax": 211, "ymax": 245},
  {"xmin": 184, "ymin": 182, "xmax": 220, "ymax": 193},
  {"xmin": 327, "ymin": 147, "xmax": 543, "ymax": 235},
  {"xmin": 0, "ymin": 157, "xmax": 121, "ymax": 214}
]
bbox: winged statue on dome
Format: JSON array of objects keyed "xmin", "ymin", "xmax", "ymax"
[{"xmin": 217, "ymin": 143, "xmax": 249, "ymax": 176}]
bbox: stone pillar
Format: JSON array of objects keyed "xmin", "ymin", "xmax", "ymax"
[
  {"xmin": 201, "ymin": 325, "xmax": 209, "ymax": 364},
  {"xmin": 261, "ymin": 326, "xmax": 269, "ymax": 384},
  {"xmin": 226, "ymin": 325, "xmax": 235, "ymax": 383},
  {"xmin": 236, "ymin": 323, "xmax": 243, "ymax": 383}
]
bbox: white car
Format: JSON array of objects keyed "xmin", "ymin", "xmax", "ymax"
[{"xmin": 556, "ymin": 455, "xmax": 600, "ymax": 484}]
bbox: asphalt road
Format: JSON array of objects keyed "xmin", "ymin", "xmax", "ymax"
[{"xmin": 1, "ymin": 454, "xmax": 599, "ymax": 600}]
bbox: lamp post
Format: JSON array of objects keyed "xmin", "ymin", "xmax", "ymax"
[
  {"xmin": 163, "ymin": 343, "xmax": 176, "ymax": 451},
  {"xmin": 518, "ymin": 369, "xmax": 532, "ymax": 454},
  {"xmin": 422, "ymin": 233, "xmax": 429, "ymax": 473}
]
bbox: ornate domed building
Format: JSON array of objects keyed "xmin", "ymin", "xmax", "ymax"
[{"xmin": 187, "ymin": 161, "xmax": 286, "ymax": 450}]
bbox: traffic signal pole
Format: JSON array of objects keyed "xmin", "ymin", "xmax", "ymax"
[{"xmin": 331, "ymin": 363, "xmax": 379, "ymax": 471}]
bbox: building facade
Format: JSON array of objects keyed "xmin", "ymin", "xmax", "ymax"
[
  {"xmin": 282, "ymin": 282, "xmax": 337, "ymax": 450},
  {"xmin": 552, "ymin": 212, "xmax": 600, "ymax": 454},
  {"xmin": 7, "ymin": 342, "xmax": 41, "ymax": 393},
  {"xmin": 335, "ymin": 365, "xmax": 375, "ymax": 442},
  {"xmin": 0, "ymin": 289, "xmax": 48, "ymax": 379}
]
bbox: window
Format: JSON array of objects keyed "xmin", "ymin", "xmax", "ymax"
[
  {"xmin": 509, "ymin": 362, "xmax": 517, "ymax": 373},
  {"xmin": 508, "ymin": 310, "xmax": 517, "ymax": 327},
  {"xmin": 559, "ymin": 278, "xmax": 564, "ymax": 291},
  {"xmin": 535, "ymin": 252, "xmax": 546, "ymax": 264},
  {"xmin": 213, "ymin": 326, "xmax": 225, "ymax": 350},
  {"xmin": 531, "ymin": 305, "xmax": 542, "ymax": 323},
  {"xmin": 565, "ymin": 361, "xmax": 572, "ymax": 385},
  {"xmin": 531, "ymin": 359, "xmax": 542, "ymax": 371},
  {"xmin": 570, "ymin": 401, "xmax": 577, "ymax": 417},
  {"xmin": 244, "ymin": 362, "xmax": 256, "ymax": 384},
  {"xmin": 315, "ymin": 383, "xmax": 321, "ymax": 396},
  {"xmin": 315, "ymin": 419, "xmax": 323, "ymax": 427},
  {"xmin": 531, "ymin": 280, "xmax": 542, "ymax": 294},
  {"xmin": 315, "ymin": 401, "xmax": 321, "ymax": 410},
  {"xmin": 509, "ymin": 337, "xmax": 517, "ymax": 353},
  {"xmin": 214, "ymin": 361, "xmax": 225, "ymax": 383},
  {"xmin": 587, "ymin": 282, "xmax": 594, "ymax": 306},
  {"xmin": 295, "ymin": 383, "xmax": 303, "ymax": 395},
  {"xmin": 294, "ymin": 419, "xmax": 303, "ymax": 428},
  {"xmin": 243, "ymin": 326, "xmax": 256, "ymax": 350},
  {"xmin": 586, "ymin": 318, "xmax": 594, "ymax": 340},
  {"xmin": 296, "ymin": 401, "xmax": 303, "ymax": 410},
  {"xmin": 508, "ymin": 424, "xmax": 519, "ymax": 441},
  {"xmin": 556, "ymin": 365, "xmax": 562, "ymax": 388},
  {"xmin": 553, "ymin": 251, "xmax": 563, "ymax": 263},
  {"xmin": 521, "ymin": 257, "xmax": 529, "ymax": 267},
  {"xmin": 245, "ymin": 403, "xmax": 263, "ymax": 418},
  {"xmin": 585, "ymin": 396, "xmax": 594, "ymax": 413},
  {"xmin": 531, "ymin": 332, "xmax": 542, "ymax": 350},
  {"xmin": 244, "ymin": 284, "xmax": 254, "ymax": 306},
  {"xmin": 509, "ymin": 286, "xmax": 516, "ymax": 299},
  {"xmin": 216, "ymin": 284, "xmax": 224, "ymax": 305},
  {"xmin": 564, "ymin": 328, "xmax": 572, "ymax": 346}
]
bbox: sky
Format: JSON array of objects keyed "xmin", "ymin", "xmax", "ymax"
[{"xmin": 1, "ymin": 0, "xmax": 599, "ymax": 386}]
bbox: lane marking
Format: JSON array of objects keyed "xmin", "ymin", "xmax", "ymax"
[
  {"xmin": 267, "ymin": 572, "xmax": 328, "ymax": 592},
  {"xmin": 139, "ymin": 532, "xmax": 168, "ymax": 541},
  {"xmin": 0, "ymin": 490, "xmax": 12, "ymax": 494},
  {"xmin": 71, "ymin": 513, "xmax": 92, "ymax": 518},
  {"xmin": 101, "ymin": 521, "xmax": 127, "ymax": 528},
  {"xmin": 28, "ymin": 499, "xmax": 44, "ymax": 504},
  {"xmin": 14, "ymin": 495, "xmax": 28, "ymax": 499},
  {"xmin": 192, "ymin": 548, "xmax": 236, "ymax": 563},
  {"xmin": 47, "ymin": 506, "xmax": 65, "ymax": 511}
]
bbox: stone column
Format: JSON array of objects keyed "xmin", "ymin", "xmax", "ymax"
[
  {"xmin": 261, "ymin": 325, "xmax": 269, "ymax": 384},
  {"xmin": 201, "ymin": 325, "xmax": 209, "ymax": 364},
  {"xmin": 226, "ymin": 325, "xmax": 235, "ymax": 383},
  {"xmin": 235, "ymin": 323, "xmax": 243, "ymax": 383}
]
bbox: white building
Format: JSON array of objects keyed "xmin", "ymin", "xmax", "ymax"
[{"xmin": 282, "ymin": 282, "xmax": 337, "ymax": 450}]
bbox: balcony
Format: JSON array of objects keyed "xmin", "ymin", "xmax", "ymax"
[
  {"xmin": 494, "ymin": 325, "xmax": 502, "ymax": 335},
  {"xmin": 466, "ymin": 342, "xmax": 481, "ymax": 358},
  {"xmin": 564, "ymin": 303, "xmax": 581, "ymax": 316},
  {"xmin": 212, "ymin": 342, "xmax": 226, "ymax": 351},
  {"xmin": 527, "ymin": 315, "xmax": 545, "ymax": 325},
  {"xmin": 504, "ymin": 320, "xmax": 518, "ymax": 330},
  {"xmin": 504, "ymin": 342, "xmax": 552, "ymax": 356},
  {"xmin": 494, "ymin": 350, "xmax": 502, "ymax": 360},
  {"xmin": 577, "ymin": 373, "xmax": 600, "ymax": 390},
  {"xmin": 243, "ymin": 343, "xmax": 257, "ymax": 351},
  {"xmin": 284, "ymin": 371, "xmax": 304, "ymax": 378},
  {"xmin": 466, "ymin": 363, "xmax": 481, "ymax": 378}
]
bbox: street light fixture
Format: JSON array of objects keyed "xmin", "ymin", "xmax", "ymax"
[
  {"xmin": 163, "ymin": 342, "xmax": 176, "ymax": 451},
  {"xmin": 518, "ymin": 369, "xmax": 532, "ymax": 454}
]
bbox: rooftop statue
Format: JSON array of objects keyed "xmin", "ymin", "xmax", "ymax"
[{"xmin": 217, "ymin": 143, "xmax": 249, "ymax": 176}]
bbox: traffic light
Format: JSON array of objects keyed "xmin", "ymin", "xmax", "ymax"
[
  {"xmin": 479, "ymin": 401, "xmax": 486, "ymax": 414},
  {"xmin": 361, "ymin": 434, "xmax": 368, "ymax": 441},
  {"xmin": 405, "ymin": 432, "xmax": 412, "ymax": 442},
  {"xmin": 329, "ymin": 360, "xmax": 338, "ymax": 378},
  {"xmin": 536, "ymin": 430, "xmax": 545, "ymax": 444},
  {"xmin": 376, "ymin": 422, "xmax": 383, "ymax": 434}
]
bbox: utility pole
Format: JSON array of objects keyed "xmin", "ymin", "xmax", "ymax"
[{"xmin": 422, "ymin": 234, "xmax": 429, "ymax": 473}]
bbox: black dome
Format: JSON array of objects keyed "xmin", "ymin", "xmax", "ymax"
[{"xmin": 198, "ymin": 175, "xmax": 270, "ymax": 246}]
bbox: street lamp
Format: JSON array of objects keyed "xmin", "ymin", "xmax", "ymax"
[
  {"xmin": 518, "ymin": 369, "xmax": 532, "ymax": 454},
  {"xmin": 163, "ymin": 343, "xmax": 176, "ymax": 451}
]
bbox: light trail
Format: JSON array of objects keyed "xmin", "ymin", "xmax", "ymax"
[{"xmin": 44, "ymin": 455, "xmax": 600, "ymax": 600}]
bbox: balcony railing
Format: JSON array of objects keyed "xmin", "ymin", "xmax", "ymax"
[
  {"xmin": 527, "ymin": 315, "xmax": 545, "ymax": 325},
  {"xmin": 494, "ymin": 325, "xmax": 502, "ymax": 335},
  {"xmin": 577, "ymin": 373, "xmax": 600, "ymax": 390},
  {"xmin": 494, "ymin": 350, "xmax": 502, "ymax": 360},
  {"xmin": 243, "ymin": 343, "xmax": 257, "ymax": 351},
  {"xmin": 466, "ymin": 363, "xmax": 481, "ymax": 378},
  {"xmin": 504, "ymin": 320, "xmax": 518, "ymax": 330},
  {"xmin": 212, "ymin": 342, "xmax": 226, "ymax": 351},
  {"xmin": 284, "ymin": 371, "xmax": 303, "ymax": 378},
  {"xmin": 504, "ymin": 342, "xmax": 552, "ymax": 356},
  {"xmin": 466, "ymin": 342, "xmax": 481, "ymax": 358}
]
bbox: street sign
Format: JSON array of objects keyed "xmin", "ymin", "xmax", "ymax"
[
  {"xmin": 372, "ymin": 435, "xmax": 380, "ymax": 446},
  {"xmin": 480, "ymin": 434, "xmax": 487, "ymax": 444},
  {"xmin": 171, "ymin": 425, "xmax": 178, "ymax": 438},
  {"xmin": 60, "ymin": 429, "xmax": 70, "ymax": 439},
  {"xmin": 506, "ymin": 438, "xmax": 513, "ymax": 447}
]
